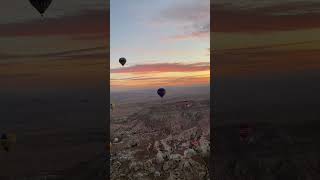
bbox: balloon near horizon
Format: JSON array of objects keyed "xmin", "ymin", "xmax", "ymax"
[{"xmin": 157, "ymin": 88, "xmax": 166, "ymax": 98}]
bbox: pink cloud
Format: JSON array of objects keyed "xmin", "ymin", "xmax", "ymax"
[
  {"xmin": 169, "ymin": 31, "xmax": 209, "ymax": 41},
  {"xmin": 111, "ymin": 62, "xmax": 210, "ymax": 74}
]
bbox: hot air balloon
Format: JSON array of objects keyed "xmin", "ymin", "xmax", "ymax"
[
  {"xmin": 29, "ymin": 0, "xmax": 52, "ymax": 17},
  {"xmin": 157, "ymin": 88, "xmax": 166, "ymax": 98},
  {"xmin": 119, "ymin": 57, "xmax": 126, "ymax": 66},
  {"xmin": 1, "ymin": 133, "xmax": 16, "ymax": 152},
  {"xmin": 239, "ymin": 123, "xmax": 251, "ymax": 142}
]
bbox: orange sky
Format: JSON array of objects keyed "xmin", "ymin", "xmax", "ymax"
[{"xmin": 111, "ymin": 63, "xmax": 210, "ymax": 90}]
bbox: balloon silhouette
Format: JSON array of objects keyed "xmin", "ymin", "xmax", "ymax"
[
  {"xmin": 119, "ymin": 57, "xmax": 126, "ymax": 66},
  {"xmin": 29, "ymin": 0, "xmax": 52, "ymax": 17},
  {"xmin": 157, "ymin": 88, "xmax": 166, "ymax": 98}
]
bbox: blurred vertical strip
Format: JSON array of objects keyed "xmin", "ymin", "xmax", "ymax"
[
  {"xmin": 106, "ymin": 0, "xmax": 111, "ymax": 179},
  {"xmin": 209, "ymin": 0, "xmax": 214, "ymax": 179}
]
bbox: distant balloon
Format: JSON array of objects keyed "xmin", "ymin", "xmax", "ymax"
[
  {"xmin": 119, "ymin": 57, "xmax": 126, "ymax": 66},
  {"xmin": 239, "ymin": 123, "xmax": 251, "ymax": 142},
  {"xmin": 157, "ymin": 88, "xmax": 166, "ymax": 98},
  {"xmin": 1, "ymin": 133, "xmax": 16, "ymax": 152},
  {"xmin": 29, "ymin": 0, "xmax": 52, "ymax": 16}
]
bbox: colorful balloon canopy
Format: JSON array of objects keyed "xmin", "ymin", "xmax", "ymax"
[
  {"xmin": 119, "ymin": 57, "xmax": 126, "ymax": 66},
  {"xmin": 29, "ymin": 0, "xmax": 52, "ymax": 16},
  {"xmin": 157, "ymin": 88, "xmax": 166, "ymax": 98}
]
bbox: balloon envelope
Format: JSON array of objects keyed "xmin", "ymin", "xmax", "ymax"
[
  {"xmin": 119, "ymin": 57, "xmax": 126, "ymax": 66},
  {"xmin": 29, "ymin": 0, "xmax": 52, "ymax": 16},
  {"xmin": 239, "ymin": 123, "xmax": 251, "ymax": 140},
  {"xmin": 157, "ymin": 88, "xmax": 166, "ymax": 98}
]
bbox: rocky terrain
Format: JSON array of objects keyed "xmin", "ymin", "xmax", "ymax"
[{"xmin": 110, "ymin": 98, "xmax": 210, "ymax": 180}]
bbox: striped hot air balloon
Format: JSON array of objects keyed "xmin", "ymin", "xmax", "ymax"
[{"xmin": 239, "ymin": 123, "xmax": 251, "ymax": 142}]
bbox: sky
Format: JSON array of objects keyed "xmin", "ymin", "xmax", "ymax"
[
  {"xmin": 110, "ymin": 0, "xmax": 210, "ymax": 91},
  {"xmin": 212, "ymin": 0, "xmax": 320, "ymax": 118},
  {"xmin": 1, "ymin": 0, "xmax": 319, "ymax": 90},
  {"xmin": 212, "ymin": 0, "xmax": 320, "ymax": 78},
  {"xmin": 0, "ymin": 0, "xmax": 108, "ymax": 92}
]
